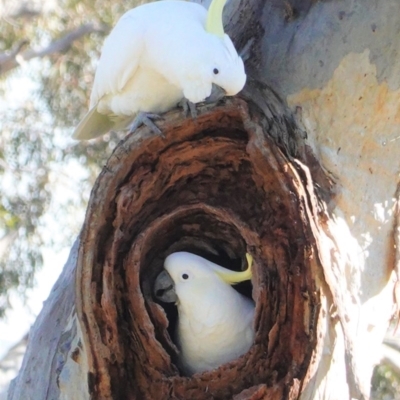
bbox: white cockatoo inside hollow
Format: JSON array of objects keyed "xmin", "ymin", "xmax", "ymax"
[
  {"xmin": 154, "ymin": 251, "xmax": 255, "ymax": 375},
  {"xmin": 72, "ymin": 0, "xmax": 247, "ymax": 140}
]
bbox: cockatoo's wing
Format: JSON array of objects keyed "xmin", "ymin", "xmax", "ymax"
[
  {"xmin": 73, "ymin": 10, "xmax": 144, "ymax": 140},
  {"xmin": 90, "ymin": 10, "xmax": 144, "ymax": 107}
]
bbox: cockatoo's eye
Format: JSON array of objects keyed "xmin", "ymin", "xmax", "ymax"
[
  {"xmin": 213, "ymin": 68, "xmax": 219, "ymax": 75},
  {"xmin": 182, "ymin": 273, "xmax": 189, "ymax": 280}
]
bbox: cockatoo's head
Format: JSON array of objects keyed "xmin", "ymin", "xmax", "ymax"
[
  {"xmin": 207, "ymin": 34, "xmax": 246, "ymax": 98},
  {"xmin": 204, "ymin": 0, "xmax": 246, "ymax": 100},
  {"xmin": 154, "ymin": 252, "xmax": 253, "ymax": 304}
]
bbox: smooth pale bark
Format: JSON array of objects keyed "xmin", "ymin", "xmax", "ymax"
[{"xmin": 7, "ymin": 240, "xmax": 89, "ymax": 400}]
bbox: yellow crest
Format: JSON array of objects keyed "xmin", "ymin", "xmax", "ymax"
[
  {"xmin": 205, "ymin": 0, "xmax": 227, "ymax": 38},
  {"xmin": 215, "ymin": 253, "xmax": 253, "ymax": 285}
]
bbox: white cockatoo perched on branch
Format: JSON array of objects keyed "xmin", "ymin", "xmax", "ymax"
[
  {"xmin": 73, "ymin": 0, "xmax": 246, "ymax": 140},
  {"xmin": 154, "ymin": 252, "xmax": 255, "ymax": 375}
]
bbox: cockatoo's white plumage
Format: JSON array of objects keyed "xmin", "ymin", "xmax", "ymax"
[
  {"xmin": 73, "ymin": 0, "xmax": 246, "ymax": 140},
  {"xmin": 155, "ymin": 251, "xmax": 255, "ymax": 375}
]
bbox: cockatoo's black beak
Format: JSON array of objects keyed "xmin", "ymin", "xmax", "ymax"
[
  {"xmin": 154, "ymin": 270, "xmax": 177, "ymax": 303},
  {"xmin": 205, "ymin": 84, "xmax": 226, "ymax": 103}
]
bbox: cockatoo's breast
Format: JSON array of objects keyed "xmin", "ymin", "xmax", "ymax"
[
  {"xmin": 177, "ymin": 287, "xmax": 255, "ymax": 375},
  {"xmin": 97, "ymin": 66, "xmax": 183, "ymax": 116}
]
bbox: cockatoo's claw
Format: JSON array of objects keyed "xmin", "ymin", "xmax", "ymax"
[
  {"xmin": 141, "ymin": 113, "xmax": 164, "ymax": 137},
  {"xmin": 129, "ymin": 112, "xmax": 164, "ymax": 137},
  {"xmin": 143, "ymin": 112, "xmax": 163, "ymax": 121},
  {"xmin": 179, "ymin": 99, "xmax": 198, "ymax": 120},
  {"xmin": 188, "ymin": 101, "xmax": 197, "ymax": 119}
]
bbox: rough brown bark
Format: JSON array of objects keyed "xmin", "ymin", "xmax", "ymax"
[{"xmin": 75, "ymin": 98, "xmax": 324, "ymax": 399}]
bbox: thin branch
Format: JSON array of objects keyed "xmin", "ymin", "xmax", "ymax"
[
  {"xmin": 0, "ymin": 1, "xmax": 41, "ymax": 21},
  {"xmin": 0, "ymin": 39, "xmax": 29, "ymax": 65},
  {"xmin": 0, "ymin": 23, "xmax": 107, "ymax": 76}
]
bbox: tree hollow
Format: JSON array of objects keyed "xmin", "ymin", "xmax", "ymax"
[{"xmin": 76, "ymin": 99, "xmax": 320, "ymax": 400}]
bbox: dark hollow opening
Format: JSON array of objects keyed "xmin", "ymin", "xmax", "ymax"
[{"xmin": 138, "ymin": 208, "xmax": 255, "ymax": 373}]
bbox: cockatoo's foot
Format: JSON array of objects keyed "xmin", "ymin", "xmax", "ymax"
[
  {"xmin": 129, "ymin": 112, "xmax": 164, "ymax": 137},
  {"xmin": 179, "ymin": 98, "xmax": 197, "ymax": 119}
]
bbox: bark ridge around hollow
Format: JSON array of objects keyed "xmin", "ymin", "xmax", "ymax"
[{"xmin": 74, "ymin": 99, "xmax": 322, "ymax": 399}]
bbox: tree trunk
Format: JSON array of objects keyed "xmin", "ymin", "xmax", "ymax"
[{"xmin": 8, "ymin": 0, "xmax": 400, "ymax": 399}]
